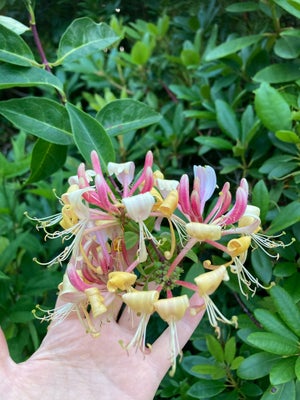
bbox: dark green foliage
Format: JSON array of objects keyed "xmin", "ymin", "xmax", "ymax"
[{"xmin": 0, "ymin": 1, "xmax": 300, "ymax": 399}]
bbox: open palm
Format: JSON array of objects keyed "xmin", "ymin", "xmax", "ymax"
[{"xmin": 0, "ymin": 294, "xmax": 204, "ymax": 400}]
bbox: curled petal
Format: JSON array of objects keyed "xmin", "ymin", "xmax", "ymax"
[
  {"xmin": 220, "ymin": 185, "xmax": 248, "ymax": 226},
  {"xmin": 193, "ymin": 165, "xmax": 217, "ymax": 214},
  {"xmin": 194, "ymin": 265, "xmax": 229, "ymax": 296},
  {"xmin": 178, "ymin": 174, "xmax": 191, "ymax": 216}
]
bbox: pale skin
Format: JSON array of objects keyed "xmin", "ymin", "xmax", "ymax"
[{"xmin": 0, "ymin": 294, "xmax": 205, "ymax": 400}]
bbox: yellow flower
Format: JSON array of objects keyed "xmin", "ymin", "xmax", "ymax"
[
  {"xmin": 194, "ymin": 266, "xmax": 237, "ymax": 337},
  {"xmin": 122, "ymin": 290, "xmax": 159, "ymax": 351},
  {"xmin": 154, "ymin": 295, "xmax": 189, "ymax": 376}
]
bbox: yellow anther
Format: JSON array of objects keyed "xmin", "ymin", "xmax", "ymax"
[
  {"xmin": 85, "ymin": 287, "xmax": 107, "ymax": 318},
  {"xmin": 158, "ymin": 190, "xmax": 178, "ymax": 218},
  {"xmin": 60, "ymin": 204, "xmax": 79, "ymax": 229},
  {"xmin": 107, "ymin": 271, "xmax": 137, "ymax": 292}
]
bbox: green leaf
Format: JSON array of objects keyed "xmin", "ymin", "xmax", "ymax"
[
  {"xmin": 0, "ymin": 16, "xmax": 29, "ymax": 35},
  {"xmin": 295, "ymin": 356, "xmax": 300, "ymax": 381},
  {"xmin": 270, "ymin": 285, "xmax": 300, "ymax": 337},
  {"xmin": 0, "ymin": 24, "xmax": 36, "ymax": 66},
  {"xmin": 253, "ymin": 63, "xmax": 300, "ymax": 83},
  {"xmin": 66, "ymin": 103, "xmax": 115, "ymax": 167},
  {"xmin": 180, "ymin": 48, "xmax": 201, "ymax": 66},
  {"xmin": 0, "ymin": 64, "xmax": 65, "ymax": 95},
  {"xmin": 226, "ymin": 2, "xmax": 259, "ymax": 12},
  {"xmin": 270, "ymin": 357, "xmax": 296, "ymax": 385},
  {"xmin": 251, "ymin": 248, "xmax": 273, "ymax": 283},
  {"xmin": 57, "ymin": 18, "xmax": 119, "ymax": 64},
  {"xmin": 215, "ymin": 99, "xmax": 240, "ymax": 140},
  {"xmin": 96, "ymin": 99, "xmax": 162, "ymax": 136},
  {"xmin": 238, "ymin": 352, "xmax": 279, "ymax": 379},
  {"xmin": 206, "ymin": 334, "xmax": 224, "ymax": 362},
  {"xmin": 224, "ymin": 337, "xmax": 236, "ymax": 364},
  {"xmin": 194, "ymin": 136, "xmax": 233, "ymax": 151},
  {"xmin": 0, "ymin": 270, "xmax": 10, "ymax": 280},
  {"xmin": 205, "ymin": 34, "xmax": 263, "ymax": 61},
  {"xmin": 0, "ymin": 232, "xmax": 30, "ymax": 269},
  {"xmin": 0, "ymin": 97, "xmax": 73, "ymax": 145},
  {"xmin": 192, "ymin": 364, "xmax": 226, "ymax": 379},
  {"xmin": 273, "ymin": 0, "xmax": 300, "ymax": 18},
  {"xmin": 130, "ymin": 41, "xmax": 151, "ymax": 65},
  {"xmin": 254, "ymin": 309, "xmax": 299, "ymax": 342},
  {"xmin": 188, "ymin": 379, "xmax": 226, "ymax": 399},
  {"xmin": 274, "ymin": 36, "xmax": 300, "ymax": 59},
  {"xmin": 267, "ymin": 201, "xmax": 300, "ymax": 235},
  {"xmin": 251, "ymin": 180, "xmax": 270, "ymax": 222},
  {"xmin": 254, "ymin": 83, "xmax": 292, "ymax": 132},
  {"xmin": 275, "ymin": 130, "xmax": 300, "ymax": 144},
  {"xmin": 247, "ymin": 332, "xmax": 299, "ymax": 355},
  {"xmin": 261, "ymin": 381, "xmax": 296, "ymax": 400},
  {"xmin": 26, "ymin": 139, "xmax": 68, "ymax": 184}
]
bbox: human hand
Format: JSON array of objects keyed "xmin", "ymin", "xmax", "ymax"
[{"xmin": 0, "ymin": 293, "xmax": 205, "ymax": 400}]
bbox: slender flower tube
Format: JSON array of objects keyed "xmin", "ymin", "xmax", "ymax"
[
  {"xmin": 194, "ymin": 266, "xmax": 237, "ymax": 337},
  {"xmin": 122, "ymin": 192, "xmax": 156, "ymax": 262},
  {"xmin": 122, "ymin": 290, "xmax": 159, "ymax": 351},
  {"xmin": 154, "ymin": 295, "xmax": 189, "ymax": 376}
]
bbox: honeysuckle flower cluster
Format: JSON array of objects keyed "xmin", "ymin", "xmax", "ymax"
[{"xmin": 29, "ymin": 150, "xmax": 285, "ymax": 375}]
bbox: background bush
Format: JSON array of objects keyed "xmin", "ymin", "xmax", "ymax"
[{"xmin": 0, "ymin": 0, "xmax": 300, "ymax": 398}]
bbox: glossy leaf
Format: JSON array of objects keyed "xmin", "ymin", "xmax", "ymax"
[
  {"xmin": 273, "ymin": 0, "xmax": 300, "ymax": 18},
  {"xmin": 192, "ymin": 364, "xmax": 226, "ymax": 379},
  {"xmin": 267, "ymin": 201, "xmax": 300, "ymax": 235},
  {"xmin": 253, "ymin": 63, "xmax": 300, "ymax": 83},
  {"xmin": 215, "ymin": 99, "xmax": 240, "ymax": 140},
  {"xmin": 270, "ymin": 357, "xmax": 296, "ymax": 385},
  {"xmin": 66, "ymin": 103, "xmax": 115, "ymax": 167},
  {"xmin": 0, "ymin": 64, "xmax": 65, "ymax": 95},
  {"xmin": 247, "ymin": 332, "xmax": 299, "ymax": 355},
  {"xmin": 251, "ymin": 180, "xmax": 269, "ymax": 222},
  {"xmin": 131, "ymin": 41, "xmax": 152, "ymax": 65},
  {"xmin": 57, "ymin": 18, "xmax": 119, "ymax": 64},
  {"xmin": 194, "ymin": 136, "xmax": 232, "ymax": 151},
  {"xmin": 226, "ymin": 2, "xmax": 259, "ymax": 12},
  {"xmin": 255, "ymin": 83, "xmax": 292, "ymax": 132},
  {"xmin": 0, "ymin": 98, "xmax": 73, "ymax": 145},
  {"xmin": 224, "ymin": 337, "xmax": 236, "ymax": 364},
  {"xmin": 261, "ymin": 381, "xmax": 296, "ymax": 400},
  {"xmin": 251, "ymin": 249, "xmax": 273, "ymax": 284},
  {"xmin": 206, "ymin": 334, "xmax": 224, "ymax": 362},
  {"xmin": 205, "ymin": 34, "xmax": 263, "ymax": 61},
  {"xmin": 27, "ymin": 139, "xmax": 68, "ymax": 184},
  {"xmin": 238, "ymin": 352, "xmax": 279, "ymax": 379},
  {"xmin": 0, "ymin": 16, "xmax": 29, "ymax": 34},
  {"xmin": 270, "ymin": 285, "xmax": 300, "ymax": 337},
  {"xmin": 187, "ymin": 379, "xmax": 226, "ymax": 398},
  {"xmin": 0, "ymin": 24, "xmax": 36, "ymax": 66},
  {"xmin": 295, "ymin": 356, "xmax": 300, "ymax": 381},
  {"xmin": 254, "ymin": 309, "xmax": 299, "ymax": 342},
  {"xmin": 96, "ymin": 99, "xmax": 162, "ymax": 136},
  {"xmin": 274, "ymin": 36, "xmax": 300, "ymax": 59},
  {"xmin": 275, "ymin": 130, "xmax": 300, "ymax": 144}
]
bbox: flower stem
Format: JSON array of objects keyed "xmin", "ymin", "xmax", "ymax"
[{"xmin": 27, "ymin": 2, "xmax": 51, "ymax": 72}]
